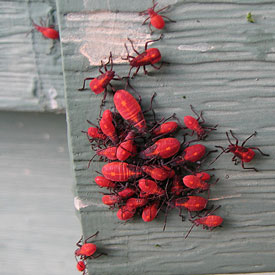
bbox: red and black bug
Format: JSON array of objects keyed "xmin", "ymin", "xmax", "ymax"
[
  {"xmin": 183, "ymin": 105, "xmax": 217, "ymax": 140},
  {"xmin": 78, "ymin": 52, "xmax": 123, "ymax": 104},
  {"xmin": 185, "ymin": 207, "xmax": 223, "ymax": 238},
  {"xmin": 76, "ymin": 259, "xmax": 87, "ymax": 275},
  {"xmin": 142, "ymin": 165, "xmax": 174, "ymax": 181},
  {"xmin": 117, "ymin": 205, "xmax": 136, "ymax": 220},
  {"xmin": 102, "ymin": 162, "xmax": 142, "ymax": 182},
  {"xmin": 114, "ymin": 90, "xmax": 147, "ymax": 133},
  {"xmin": 117, "ymin": 131, "xmax": 137, "ymax": 161},
  {"xmin": 212, "ymin": 130, "xmax": 269, "ymax": 171},
  {"xmin": 99, "ymin": 109, "xmax": 118, "ymax": 144},
  {"xmin": 139, "ymin": 0, "xmax": 176, "ymax": 34},
  {"xmin": 122, "ymin": 35, "xmax": 163, "ymax": 78},
  {"xmin": 153, "ymin": 121, "xmax": 178, "ymax": 136},
  {"xmin": 182, "ymin": 175, "xmax": 209, "ymax": 191},
  {"xmin": 139, "ymin": 137, "xmax": 181, "ymax": 159},
  {"xmin": 174, "ymin": 196, "xmax": 208, "ymax": 212},
  {"xmin": 102, "ymin": 194, "xmax": 120, "ymax": 206},
  {"xmin": 95, "ymin": 176, "xmax": 116, "ymax": 189},
  {"xmin": 75, "ymin": 231, "xmax": 105, "ymax": 260},
  {"xmin": 142, "ymin": 201, "xmax": 159, "ymax": 222},
  {"xmin": 31, "ymin": 18, "xmax": 59, "ymax": 40}
]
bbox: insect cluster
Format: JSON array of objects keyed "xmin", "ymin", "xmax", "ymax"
[{"xmin": 85, "ymin": 87, "xmax": 224, "ymax": 234}]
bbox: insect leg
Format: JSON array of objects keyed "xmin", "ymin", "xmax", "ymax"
[
  {"xmin": 249, "ymin": 146, "xmax": 269, "ymax": 156},
  {"xmin": 78, "ymin": 78, "xmax": 95, "ymax": 91},
  {"xmin": 241, "ymin": 162, "xmax": 258, "ymax": 172},
  {"xmin": 145, "ymin": 34, "xmax": 163, "ymax": 50},
  {"xmin": 241, "ymin": 131, "xmax": 257, "ymax": 147}
]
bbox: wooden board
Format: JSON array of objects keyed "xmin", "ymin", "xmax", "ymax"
[
  {"xmin": 0, "ymin": 112, "xmax": 80, "ymax": 275},
  {"xmin": 0, "ymin": 0, "xmax": 64, "ymax": 112},
  {"xmin": 57, "ymin": 0, "xmax": 275, "ymax": 274}
]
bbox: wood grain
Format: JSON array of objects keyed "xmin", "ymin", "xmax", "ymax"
[
  {"xmin": 0, "ymin": 0, "xmax": 64, "ymax": 112},
  {"xmin": 0, "ymin": 112, "xmax": 80, "ymax": 275},
  {"xmin": 57, "ymin": 0, "xmax": 275, "ymax": 274}
]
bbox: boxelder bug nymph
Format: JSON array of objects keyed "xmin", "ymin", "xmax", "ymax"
[
  {"xmin": 139, "ymin": 137, "xmax": 181, "ymax": 159},
  {"xmin": 75, "ymin": 231, "xmax": 105, "ymax": 260},
  {"xmin": 117, "ymin": 205, "xmax": 136, "ymax": 220},
  {"xmin": 185, "ymin": 206, "xmax": 223, "ymax": 239},
  {"xmin": 142, "ymin": 201, "xmax": 159, "ymax": 222},
  {"xmin": 113, "ymin": 90, "xmax": 147, "ymax": 133},
  {"xmin": 174, "ymin": 196, "xmax": 208, "ymax": 212},
  {"xmin": 102, "ymin": 194, "xmax": 120, "ymax": 206},
  {"xmin": 182, "ymin": 175, "xmax": 209, "ymax": 191},
  {"xmin": 102, "ymin": 162, "xmax": 142, "ymax": 182},
  {"xmin": 212, "ymin": 130, "xmax": 269, "ymax": 171},
  {"xmin": 78, "ymin": 52, "xmax": 122, "ymax": 102},
  {"xmin": 116, "ymin": 131, "xmax": 137, "ymax": 161},
  {"xmin": 99, "ymin": 109, "xmax": 118, "ymax": 144},
  {"xmin": 183, "ymin": 105, "xmax": 217, "ymax": 140},
  {"xmin": 142, "ymin": 165, "xmax": 174, "ymax": 181},
  {"xmin": 122, "ymin": 35, "xmax": 163, "ymax": 78},
  {"xmin": 31, "ymin": 18, "xmax": 59, "ymax": 40},
  {"xmin": 139, "ymin": 0, "xmax": 176, "ymax": 34},
  {"xmin": 76, "ymin": 259, "xmax": 87, "ymax": 275},
  {"xmin": 94, "ymin": 176, "xmax": 116, "ymax": 189},
  {"xmin": 153, "ymin": 121, "xmax": 178, "ymax": 136}
]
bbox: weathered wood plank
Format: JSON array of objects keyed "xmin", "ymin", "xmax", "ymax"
[
  {"xmin": 0, "ymin": 112, "xmax": 80, "ymax": 275},
  {"xmin": 57, "ymin": 0, "xmax": 275, "ymax": 274},
  {"xmin": 0, "ymin": 0, "xmax": 64, "ymax": 112}
]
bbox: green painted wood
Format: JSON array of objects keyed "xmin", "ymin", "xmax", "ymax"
[
  {"xmin": 0, "ymin": 112, "xmax": 80, "ymax": 275},
  {"xmin": 0, "ymin": 0, "xmax": 64, "ymax": 112},
  {"xmin": 57, "ymin": 0, "xmax": 275, "ymax": 274}
]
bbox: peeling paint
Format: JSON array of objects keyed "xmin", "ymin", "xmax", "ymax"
[
  {"xmin": 63, "ymin": 11, "xmax": 151, "ymax": 65},
  {"xmin": 74, "ymin": 196, "xmax": 102, "ymax": 210},
  {"xmin": 47, "ymin": 88, "xmax": 58, "ymax": 110}
]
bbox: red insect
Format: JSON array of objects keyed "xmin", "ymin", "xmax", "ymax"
[
  {"xmin": 117, "ymin": 131, "xmax": 137, "ymax": 161},
  {"xmin": 122, "ymin": 35, "xmax": 163, "ymax": 78},
  {"xmin": 178, "ymin": 144, "xmax": 206, "ymax": 163},
  {"xmin": 94, "ymin": 176, "xmax": 116, "ymax": 189},
  {"xmin": 194, "ymin": 172, "xmax": 211, "ymax": 181},
  {"xmin": 99, "ymin": 109, "xmax": 118, "ymax": 144},
  {"xmin": 114, "ymin": 90, "xmax": 147, "ymax": 133},
  {"xmin": 126, "ymin": 197, "xmax": 148, "ymax": 209},
  {"xmin": 170, "ymin": 175, "xmax": 184, "ymax": 196},
  {"xmin": 185, "ymin": 208, "xmax": 223, "ymax": 238},
  {"xmin": 76, "ymin": 260, "xmax": 86, "ymax": 272},
  {"xmin": 96, "ymin": 146, "xmax": 117, "ymax": 160},
  {"xmin": 153, "ymin": 121, "xmax": 178, "ymax": 136},
  {"xmin": 102, "ymin": 195, "xmax": 120, "ymax": 206},
  {"xmin": 183, "ymin": 105, "xmax": 217, "ymax": 140},
  {"xmin": 75, "ymin": 232, "xmax": 104, "ymax": 260},
  {"xmin": 183, "ymin": 175, "xmax": 209, "ymax": 190},
  {"xmin": 117, "ymin": 205, "xmax": 136, "ymax": 220},
  {"xmin": 87, "ymin": 126, "xmax": 106, "ymax": 140},
  {"xmin": 118, "ymin": 187, "xmax": 136, "ymax": 199},
  {"xmin": 212, "ymin": 130, "xmax": 269, "ymax": 171},
  {"xmin": 138, "ymin": 178, "xmax": 164, "ymax": 196},
  {"xmin": 78, "ymin": 52, "xmax": 118, "ymax": 98},
  {"xmin": 31, "ymin": 19, "xmax": 59, "ymax": 40},
  {"xmin": 102, "ymin": 162, "xmax": 142, "ymax": 182},
  {"xmin": 139, "ymin": 137, "xmax": 181, "ymax": 159},
  {"xmin": 142, "ymin": 165, "xmax": 174, "ymax": 181},
  {"xmin": 174, "ymin": 196, "xmax": 208, "ymax": 212},
  {"xmin": 139, "ymin": 0, "xmax": 176, "ymax": 34},
  {"xmin": 142, "ymin": 201, "xmax": 159, "ymax": 222}
]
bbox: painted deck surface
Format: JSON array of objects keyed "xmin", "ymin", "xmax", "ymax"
[
  {"xmin": 0, "ymin": 0, "xmax": 64, "ymax": 112},
  {"xmin": 57, "ymin": 0, "xmax": 275, "ymax": 274}
]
